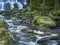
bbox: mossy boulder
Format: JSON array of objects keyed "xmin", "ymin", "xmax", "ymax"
[
  {"xmin": 0, "ymin": 20, "xmax": 8, "ymax": 29},
  {"xmin": 0, "ymin": 20, "xmax": 4, "ymax": 27},
  {"xmin": 33, "ymin": 16, "xmax": 56, "ymax": 28},
  {"xmin": 0, "ymin": 27, "xmax": 17, "ymax": 45},
  {"xmin": 0, "ymin": 20, "xmax": 17, "ymax": 45}
]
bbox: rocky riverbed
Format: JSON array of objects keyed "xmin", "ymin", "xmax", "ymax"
[{"xmin": 0, "ymin": 15, "xmax": 60, "ymax": 45}]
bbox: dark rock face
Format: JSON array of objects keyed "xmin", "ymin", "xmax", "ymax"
[
  {"xmin": 4, "ymin": 3, "xmax": 11, "ymax": 10},
  {"xmin": 13, "ymin": 3, "xmax": 18, "ymax": 8},
  {"xmin": 23, "ymin": 19, "xmax": 32, "ymax": 25},
  {"xmin": 17, "ymin": 0, "xmax": 24, "ymax": 3},
  {"xmin": 37, "ymin": 36, "xmax": 60, "ymax": 45},
  {"xmin": 29, "ymin": 36, "xmax": 37, "ymax": 42}
]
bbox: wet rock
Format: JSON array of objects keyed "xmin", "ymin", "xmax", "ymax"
[
  {"xmin": 23, "ymin": 19, "xmax": 32, "ymax": 25},
  {"xmin": 57, "ymin": 40, "xmax": 60, "ymax": 45},
  {"xmin": 44, "ymin": 40, "xmax": 58, "ymax": 45},
  {"xmin": 21, "ymin": 29, "xmax": 33, "ymax": 34},
  {"xmin": 37, "ymin": 40, "xmax": 58, "ymax": 45},
  {"xmin": 37, "ymin": 36, "xmax": 60, "ymax": 45},
  {"xmin": 50, "ymin": 36, "xmax": 60, "ymax": 40},
  {"xmin": 29, "ymin": 36, "xmax": 37, "ymax": 42}
]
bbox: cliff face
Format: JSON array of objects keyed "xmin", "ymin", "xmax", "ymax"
[{"xmin": 0, "ymin": 0, "xmax": 27, "ymax": 11}]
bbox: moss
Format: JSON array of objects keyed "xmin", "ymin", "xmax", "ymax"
[
  {"xmin": 33, "ymin": 16, "xmax": 56, "ymax": 28},
  {"xmin": 0, "ymin": 21, "xmax": 17, "ymax": 45},
  {"xmin": 0, "ymin": 20, "xmax": 4, "ymax": 27},
  {"xmin": 0, "ymin": 27, "xmax": 17, "ymax": 45}
]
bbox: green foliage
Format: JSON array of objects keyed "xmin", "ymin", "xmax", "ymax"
[
  {"xmin": 0, "ymin": 28, "xmax": 17, "ymax": 45},
  {"xmin": 11, "ymin": 8, "xmax": 21, "ymax": 17},
  {"xmin": 0, "ymin": 20, "xmax": 8, "ymax": 29},
  {"xmin": 33, "ymin": 16, "xmax": 56, "ymax": 28},
  {"xmin": 0, "ymin": 20, "xmax": 17, "ymax": 45},
  {"xmin": 3, "ymin": 22, "xmax": 8, "ymax": 29},
  {"xmin": 0, "ymin": 20, "xmax": 4, "ymax": 27}
]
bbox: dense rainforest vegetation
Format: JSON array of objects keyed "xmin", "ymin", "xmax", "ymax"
[{"xmin": 0, "ymin": 0, "xmax": 60, "ymax": 45}]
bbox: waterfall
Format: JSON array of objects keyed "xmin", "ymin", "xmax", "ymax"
[
  {"xmin": 0, "ymin": 0, "xmax": 27, "ymax": 11},
  {"xmin": 2, "ymin": 2, "xmax": 4, "ymax": 11},
  {"xmin": 10, "ymin": 2, "xmax": 14, "ymax": 9},
  {"xmin": 17, "ymin": 2, "xmax": 23, "ymax": 9},
  {"xmin": 0, "ymin": 3, "xmax": 2, "ymax": 10},
  {"xmin": 23, "ymin": 0, "xmax": 27, "ymax": 5}
]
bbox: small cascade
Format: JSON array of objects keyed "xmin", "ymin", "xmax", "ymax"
[
  {"xmin": 2, "ymin": 2, "xmax": 4, "ymax": 11},
  {"xmin": 17, "ymin": 2, "xmax": 23, "ymax": 9},
  {"xmin": 10, "ymin": 2, "xmax": 14, "ymax": 9}
]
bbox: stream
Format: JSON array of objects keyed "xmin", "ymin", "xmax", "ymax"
[{"xmin": 0, "ymin": 15, "xmax": 60, "ymax": 45}]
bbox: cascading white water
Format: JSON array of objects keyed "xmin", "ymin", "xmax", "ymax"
[
  {"xmin": 2, "ymin": 2, "xmax": 4, "ymax": 10},
  {"xmin": 0, "ymin": 0, "xmax": 27, "ymax": 11},
  {"xmin": 23, "ymin": 0, "xmax": 27, "ymax": 5},
  {"xmin": 0, "ymin": 3, "xmax": 2, "ymax": 10},
  {"xmin": 17, "ymin": 2, "xmax": 23, "ymax": 10}
]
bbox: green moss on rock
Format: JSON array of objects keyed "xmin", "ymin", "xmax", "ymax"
[
  {"xmin": 0, "ymin": 20, "xmax": 17, "ymax": 45},
  {"xmin": 33, "ymin": 16, "xmax": 56, "ymax": 28}
]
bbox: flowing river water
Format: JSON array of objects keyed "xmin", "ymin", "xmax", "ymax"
[{"xmin": 0, "ymin": 15, "xmax": 60, "ymax": 45}]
